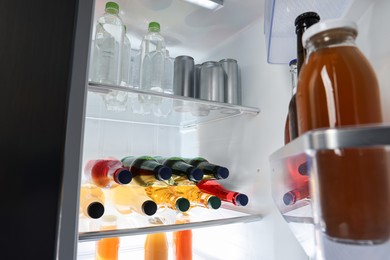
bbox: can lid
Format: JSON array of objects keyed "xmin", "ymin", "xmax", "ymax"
[
  {"xmin": 201, "ymin": 61, "xmax": 220, "ymax": 67},
  {"xmin": 219, "ymin": 58, "xmax": 237, "ymax": 63},
  {"xmin": 302, "ymin": 19, "xmax": 358, "ymax": 47},
  {"xmin": 175, "ymin": 55, "xmax": 194, "ymax": 61}
]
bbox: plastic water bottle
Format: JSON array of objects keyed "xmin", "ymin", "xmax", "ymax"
[
  {"xmin": 90, "ymin": 1, "xmax": 124, "ymax": 85},
  {"xmin": 139, "ymin": 22, "xmax": 166, "ymax": 92},
  {"xmin": 120, "ymin": 26, "xmax": 131, "ymax": 86}
]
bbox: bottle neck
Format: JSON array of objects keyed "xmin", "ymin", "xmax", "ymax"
[
  {"xmin": 106, "ymin": 9, "xmax": 119, "ymax": 15},
  {"xmin": 305, "ymin": 28, "xmax": 357, "ymax": 59}
]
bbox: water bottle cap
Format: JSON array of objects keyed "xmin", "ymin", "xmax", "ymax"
[
  {"xmin": 87, "ymin": 202, "xmax": 105, "ymax": 219},
  {"xmin": 176, "ymin": 198, "xmax": 190, "ymax": 212},
  {"xmin": 236, "ymin": 194, "xmax": 249, "ymax": 206},
  {"xmin": 208, "ymin": 196, "xmax": 222, "ymax": 209},
  {"xmin": 114, "ymin": 168, "xmax": 132, "ymax": 184},
  {"xmin": 105, "ymin": 2, "xmax": 119, "ymax": 13},
  {"xmin": 215, "ymin": 166, "xmax": 229, "ymax": 179},
  {"xmin": 142, "ymin": 200, "xmax": 158, "ymax": 216},
  {"xmin": 187, "ymin": 167, "xmax": 204, "ymax": 182},
  {"xmin": 156, "ymin": 165, "xmax": 172, "ymax": 181},
  {"xmin": 148, "ymin": 21, "xmax": 160, "ymax": 31}
]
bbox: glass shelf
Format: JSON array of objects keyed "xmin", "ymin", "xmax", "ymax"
[
  {"xmin": 78, "ymin": 206, "xmax": 262, "ymax": 242},
  {"xmin": 87, "ymin": 82, "xmax": 260, "ymax": 128}
]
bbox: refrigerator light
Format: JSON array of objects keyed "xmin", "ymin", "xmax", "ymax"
[{"xmin": 183, "ymin": 0, "xmax": 223, "ymax": 11}]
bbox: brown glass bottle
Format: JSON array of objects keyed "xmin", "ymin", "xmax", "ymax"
[
  {"xmin": 285, "ymin": 12, "xmax": 320, "ymax": 144},
  {"xmin": 296, "ymin": 20, "xmax": 390, "ymax": 243}
]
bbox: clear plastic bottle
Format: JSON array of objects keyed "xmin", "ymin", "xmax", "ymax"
[
  {"xmin": 139, "ymin": 22, "xmax": 166, "ymax": 92},
  {"xmin": 90, "ymin": 2, "xmax": 124, "ymax": 85},
  {"xmin": 120, "ymin": 26, "xmax": 131, "ymax": 87}
]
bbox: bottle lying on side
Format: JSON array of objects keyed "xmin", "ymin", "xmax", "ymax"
[
  {"xmin": 106, "ymin": 184, "xmax": 158, "ymax": 216},
  {"xmin": 84, "ymin": 158, "xmax": 132, "ymax": 188},
  {"xmin": 145, "ymin": 185, "xmax": 190, "ymax": 213},
  {"xmin": 184, "ymin": 157, "xmax": 229, "ymax": 181},
  {"xmin": 170, "ymin": 184, "xmax": 221, "ymax": 210},
  {"xmin": 154, "ymin": 156, "xmax": 204, "ymax": 182},
  {"xmin": 121, "ymin": 156, "xmax": 172, "ymax": 186},
  {"xmin": 196, "ymin": 180, "xmax": 248, "ymax": 206},
  {"xmin": 79, "ymin": 183, "xmax": 105, "ymax": 219}
]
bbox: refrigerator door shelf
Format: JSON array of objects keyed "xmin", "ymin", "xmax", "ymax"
[
  {"xmin": 87, "ymin": 82, "xmax": 260, "ymax": 128},
  {"xmin": 269, "ymin": 124, "xmax": 390, "ymax": 259}
]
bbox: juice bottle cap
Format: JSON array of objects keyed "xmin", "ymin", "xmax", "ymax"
[
  {"xmin": 208, "ymin": 196, "xmax": 222, "ymax": 209},
  {"xmin": 176, "ymin": 198, "xmax": 190, "ymax": 212},
  {"xmin": 87, "ymin": 202, "xmax": 105, "ymax": 219},
  {"xmin": 235, "ymin": 193, "xmax": 249, "ymax": 206},
  {"xmin": 114, "ymin": 168, "xmax": 132, "ymax": 184},
  {"xmin": 302, "ymin": 19, "xmax": 358, "ymax": 47},
  {"xmin": 214, "ymin": 166, "xmax": 229, "ymax": 179},
  {"xmin": 283, "ymin": 191, "xmax": 296, "ymax": 206},
  {"xmin": 187, "ymin": 167, "xmax": 204, "ymax": 182},
  {"xmin": 156, "ymin": 165, "xmax": 172, "ymax": 181},
  {"xmin": 142, "ymin": 200, "xmax": 158, "ymax": 216}
]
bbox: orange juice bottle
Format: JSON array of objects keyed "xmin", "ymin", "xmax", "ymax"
[
  {"xmin": 96, "ymin": 215, "xmax": 119, "ymax": 260},
  {"xmin": 79, "ymin": 183, "xmax": 105, "ymax": 219},
  {"xmin": 144, "ymin": 232, "xmax": 168, "ymax": 260},
  {"xmin": 174, "ymin": 214, "xmax": 192, "ymax": 260}
]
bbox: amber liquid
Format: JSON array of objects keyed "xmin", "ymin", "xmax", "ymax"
[
  {"xmin": 297, "ymin": 45, "xmax": 390, "ymax": 243},
  {"xmin": 144, "ymin": 233, "xmax": 168, "ymax": 260}
]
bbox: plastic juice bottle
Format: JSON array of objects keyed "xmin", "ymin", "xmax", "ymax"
[
  {"xmin": 144, "ymin": 232, "xmax": 168, "ymax": 260},
  {"xmin": 96, "ymin": 215, "xmax": 119, "ymax": 260},
  {"xmin": 174, "ymin": 213, "xmax": 192, "ymax": 260}
]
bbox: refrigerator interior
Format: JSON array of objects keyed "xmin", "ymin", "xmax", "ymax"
[{"xmin": 78, "ymin": 0, "xmax": 390, "ymax": 259}]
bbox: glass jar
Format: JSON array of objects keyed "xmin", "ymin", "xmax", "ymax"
[{"xmin": 296, "ymin": 19, "xmax": 390, "ymax": 245}]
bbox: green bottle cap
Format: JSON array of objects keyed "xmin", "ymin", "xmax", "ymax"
[
  {"xmin": 208, "ymin": 196, "xmax": 222, "ymax": 209},
  {"xmin": 148, "ymin": 22, "xmax": 160, "ymax": 32},
  {"xmin": 176, "ymin": 198, "xmax": 190, "ymax": 212},
  {"xmin": 105, "ymin": 2, "xmax": 119, "ymax": 13}
]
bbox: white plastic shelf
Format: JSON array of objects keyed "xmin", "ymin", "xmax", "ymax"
[{"xmin": 87, "ymin": 82, "xmax": 260, "ymax": 128}]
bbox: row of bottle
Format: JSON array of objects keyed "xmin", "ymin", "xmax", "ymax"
[
  {"xmin": 282, "ymin": 12, "xmax": 390, "ymax": 243},
  {"xmin": 89, "ymin": 2, "xmax": 168, "ymax": 90},
  {"xmin": 95, "ymin": 214, "xmax": 192, "ymax": 260},
  {"xmin": 80, "ymin": 156, "xmax": 248, "ymax": 219}
]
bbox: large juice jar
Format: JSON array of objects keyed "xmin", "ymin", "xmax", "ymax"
[{"xmin": 296, "ymin": 19, "xmax": 390, "ymax": 244}]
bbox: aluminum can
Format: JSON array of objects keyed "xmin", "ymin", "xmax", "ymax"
[
  {"xmin": 199, "ymin": 61, "xmax": 224, "ymax": 102},
  {"xmin": 173, "ymin": 55, "xmax": 195, "ymax": 97},
  {"xmin": 193, "ymin": 64, "xmax": 202, "ymax": 98},
  {"xmin": 219, "ymin": 58, "xmax": 241, "ymax": 105}
]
